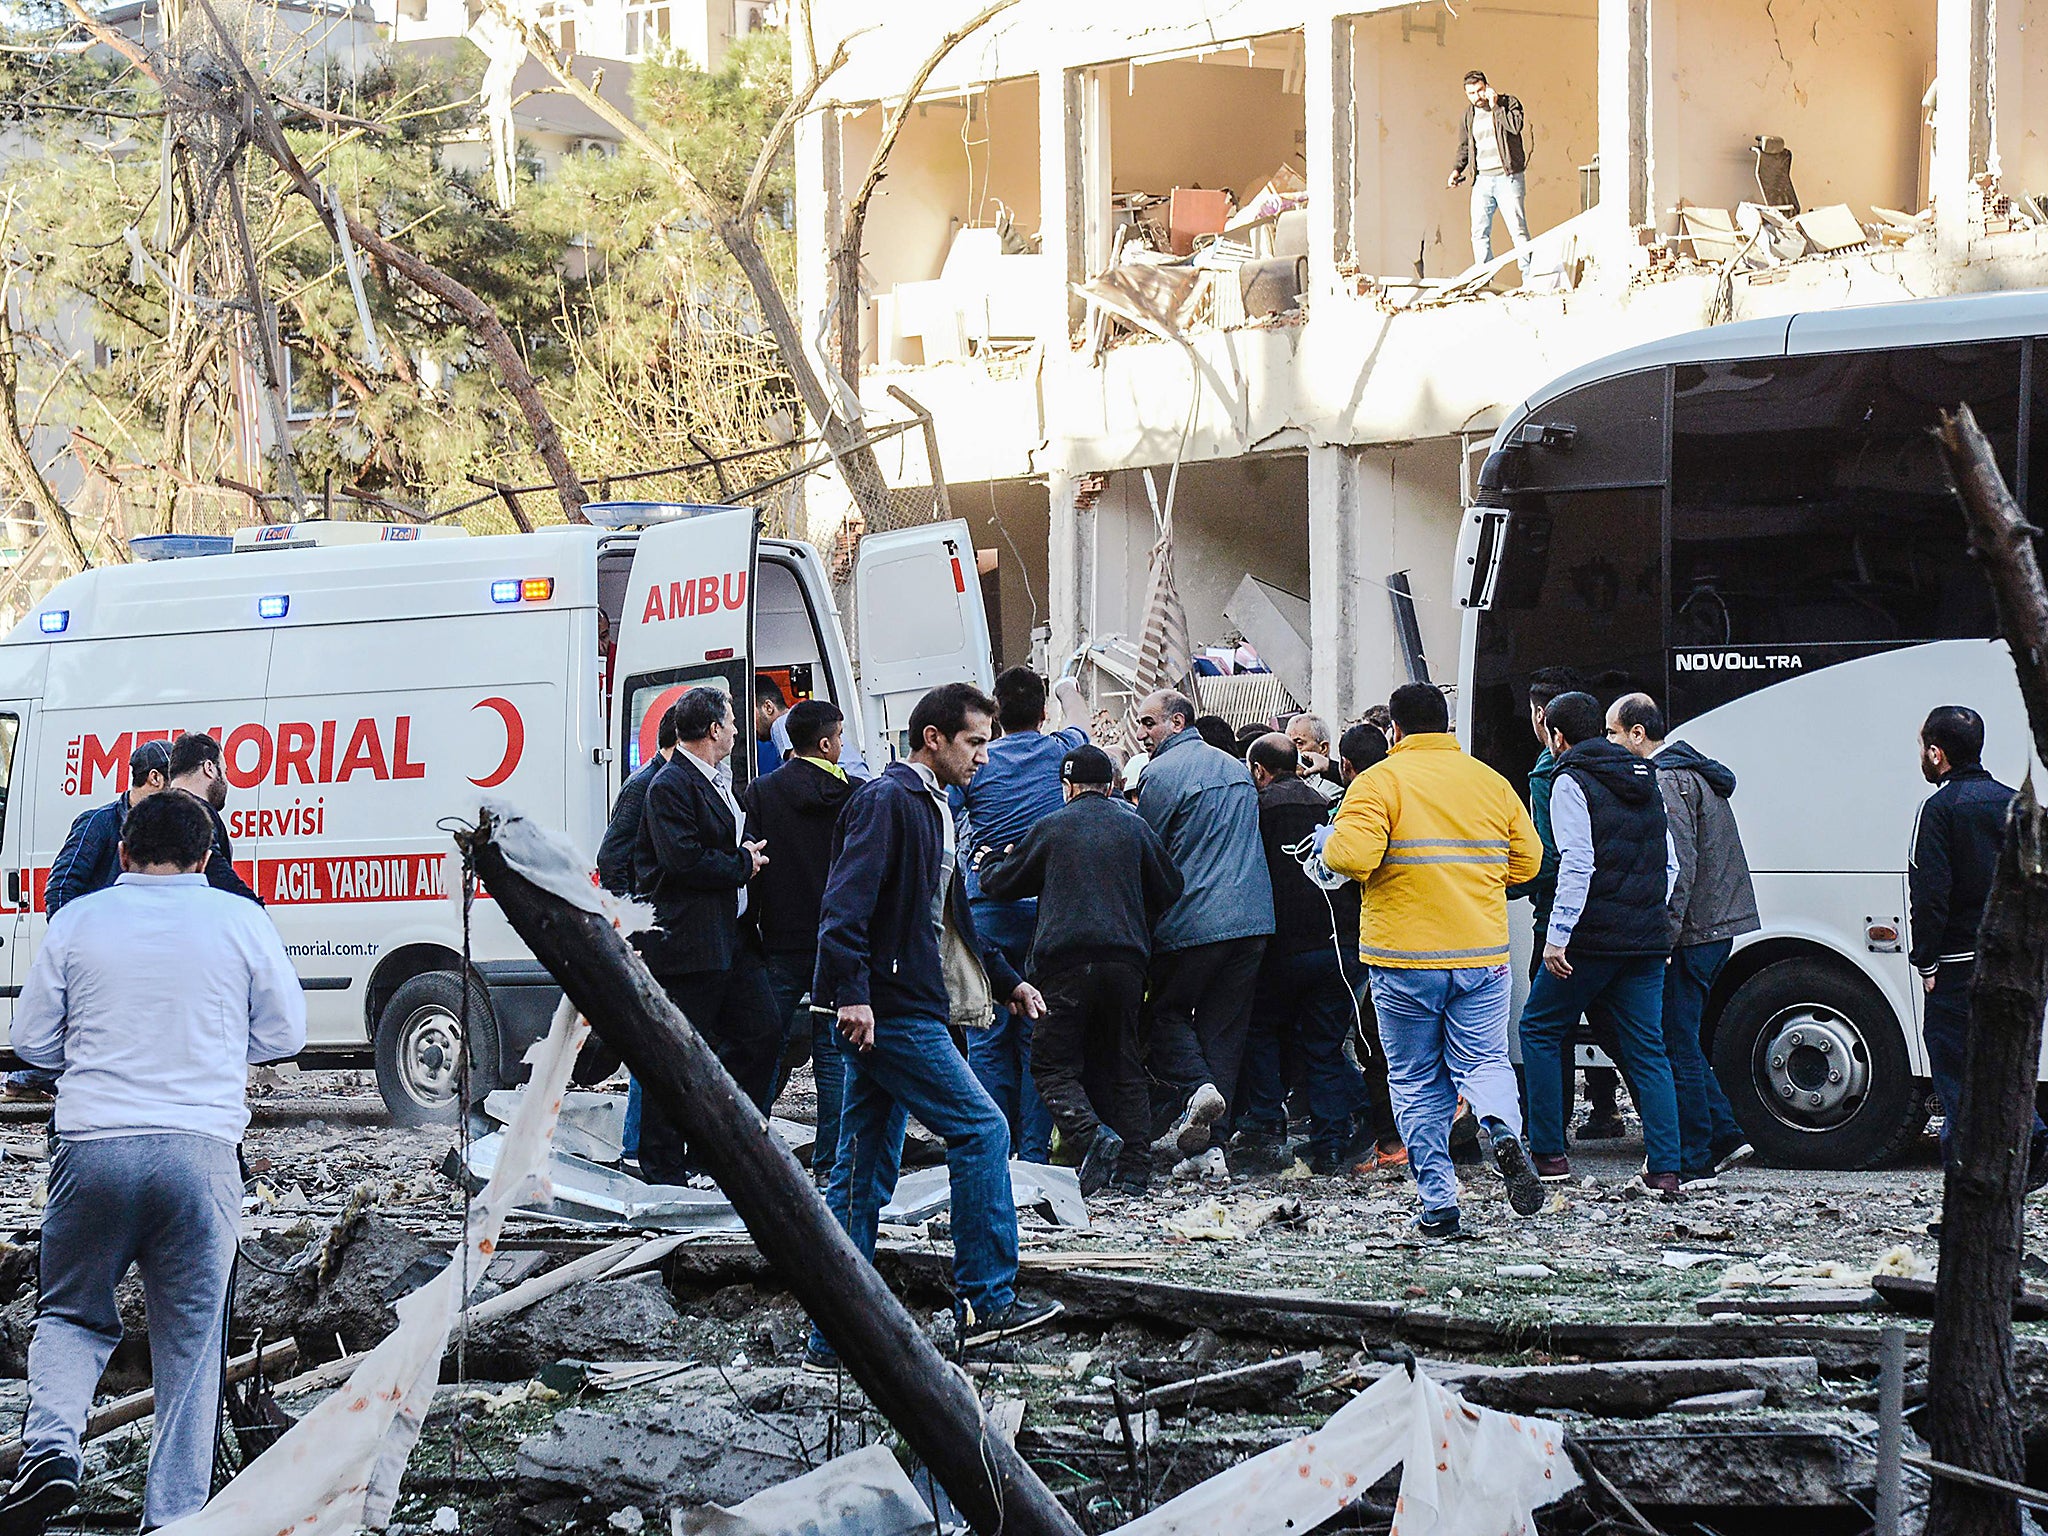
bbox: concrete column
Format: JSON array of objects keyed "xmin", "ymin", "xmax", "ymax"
[
  {"xmin": 1597, "ymin": 0, "xmax": 1650, "ymax": 233},
  {"xmin": 1302, "ymin": 14, "xmax": 1354, "ymax": 285},
  {"xmin": 1308, "ymin": 444, "xmax": 1371, "ymax": 723},
  {"xmin": 1045, "ymin": 468, "xmax": 1088, "ymax": 669},
  {"xmin": 1039, "ymin": 68, "xmax": 1079, "ymax": 339},
  {"xmin": 1933, "ymin": 0, "xmax": 1991, "ymax": 248}
]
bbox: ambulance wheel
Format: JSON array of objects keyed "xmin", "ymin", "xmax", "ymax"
[
  {"xmin": 375, "ymin": 972, "xmax": 501, "ymax": 1127},
  {"xmin": 1712, "ymin": 957, "xmax": 1923, "ymax": 1170}
]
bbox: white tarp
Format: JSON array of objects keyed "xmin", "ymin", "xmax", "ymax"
[{"xmin": 1114, "ymin": 1365, "xmax": 1580, "ymax": 1536}]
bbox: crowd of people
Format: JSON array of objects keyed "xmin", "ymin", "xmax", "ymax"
[{"xmin": 0, "ymin": 667, "xmax": 2016, "ymax": 1527}]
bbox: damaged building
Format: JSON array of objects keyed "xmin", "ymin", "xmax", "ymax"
[{"xmin": 791, "ymin": 0, "xmax": 2048, "ymax": 719}]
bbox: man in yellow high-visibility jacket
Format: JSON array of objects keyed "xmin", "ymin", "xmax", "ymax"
[{"xmin": 1323, "ymin": 683, "xmax": 1545, "ymax": 1237}]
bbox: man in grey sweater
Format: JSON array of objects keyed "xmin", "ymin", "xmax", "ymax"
[
  {"xmin": 2, "ymin": 791, "xmax": 304, "ymax": 1534},
  {"xmin": 1608, "ymin": 694, "xmax": 1756, "ymax": 1184}
]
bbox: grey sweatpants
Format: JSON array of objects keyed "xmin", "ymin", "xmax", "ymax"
[{"xmin": 27, "ymin": 1133, "xmax": 239, "ymax": 1527}]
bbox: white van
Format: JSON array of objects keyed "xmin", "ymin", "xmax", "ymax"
[{"xmin": 0, "ymin": 505, "xmax": 994, "ymax": 1122}]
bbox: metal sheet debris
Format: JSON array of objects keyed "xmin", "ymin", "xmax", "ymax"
[{"xmin": 670, "ymin": 1444, "xmax": 938, "ymax": 1536}]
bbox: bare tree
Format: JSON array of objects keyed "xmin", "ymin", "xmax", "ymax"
[{"xmin": 488, "ymin": 0, "xmax": 1018, "ymax": 532}]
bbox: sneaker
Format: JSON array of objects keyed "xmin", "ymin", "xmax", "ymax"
[
  {"xmin": 1108, "ymin": 1174, "xmax": 1151, "ymax": 1196},
  {"xmin": 1679, "ymin": 1169, "xmax": 1720, "ymax": 1189},
  {"xmin": 1491, "ymin": 1132, "xmax": 1546, "ymax": 1217},
  {"xmin": 1577, "ymin": 1114, "xmax": 1627, "ymax": 1142},
  {"xmin": 1078, "ymin": 1126, "xmax": 1125, "ymax": 1197},
  {"xmin": 1306, "ymin": 1144, "xmax": 1345, "ymax": 1177},
  {"xmin": 801, "ymin": 1339, "xmax": 841, "ymax": 1375},
  {"xmin": 1171, "ymin": 1145, "xmax": 1228, "ymax": 1182},
  {"xmin": 1228, "ymin": 1128, "xmax": 1287, "ymax": 1173},
  {"xmin": 960, "ymin": 1296, "xmax": 1064, "ymax": 1347},
  {"xmin": 1354, "ymin": 1144, "xmax": 1409, "ymax": 1177},
  {"xmin": 1449, "ymin": 1100, "xmax": 1484, "ymax": 1167},
  {"xmin": 1711, "ymin": 1140, "xmax": 1755, "ymax": 1175},
  {"xmin": 0, "ymin": 1450, "xmax": 80, "ymax": 1536},
  {"xmin": 1411, "ymin": 1208, "xmax": 1461, "ymax": 1240},
  {"xmin": 1636, "ymin": 1171, "xmax": 1682, "ymax": 1200},
  {"xmin": 1534, "ymin": 1155, "xmax": 1572, "ymax": 1182},
  {"xmin": 1158, "ymin": 1084, "xmax": 1228, "ymax": 1158}
]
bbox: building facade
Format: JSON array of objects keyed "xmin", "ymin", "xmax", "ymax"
[{"xmin": 791, "ymin": 0, "xmax": 2048, "ymax": 721}]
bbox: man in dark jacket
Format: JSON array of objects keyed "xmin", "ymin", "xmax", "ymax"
[
  {"xmin": 807, "ymin": 684, "xmax": 1060, "ymax": 1367},
  {"xmin": 1235, "ymin": 735, "xmax": 1370, "ymax": 1174},
  {"xmin": 1448, "ymin": 70, "xmax": 1531, "ymax": 265},
  {"xmin": 1609, "ymin": 694, "xmax": 1757, "ymax": 1184},
  {"xmin": 975, "ymin": 745, "xmax": 1182, "ymax": 1196},
  {"xmin": 10, "ymin": 741, "xmax": 176, "ymax": 1100},
  {"xmin": 1133, "ymin": 689, "xmax": 1275, "ymax": 1164},
  {"xmin": 1908, "ymin": 705, "xmax": 2044, "ymax": 1169},
  {"xmin": 631, "ymin": 686, "xmax": 777, "ymax": 1184},
  {"xmin": 1514, "ymin": 692, "xmax": 1683, "ymax": 1194},
  {"xmin": 1331, "ymin": 722, "xmax": 1403, "ymax": 1172},
  {"xmin": 742, "ymin": 699, "xmax": 857, "ymax": 1184},
  {"xmin": 165, "ymin": 734, "xmax": 261, "ymax": 907},
  {"xmin": 597, "ymin": 703, "xmax": 681, "ymax": 896}
]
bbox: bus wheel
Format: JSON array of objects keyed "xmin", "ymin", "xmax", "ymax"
[
  {"xmin": 374, "ymin": 972, "xmax": 502, "ymax": 1127},
  {"xmin": 1711, "ymin": 957, "xmax": 1925, "ymax": 1170}
]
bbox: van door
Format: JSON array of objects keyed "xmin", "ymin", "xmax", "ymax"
[
  {"xmin": 853, "ymin": 520, "xmax": 995, "ymax": 760},
  {"xmin": 610, "ymin": 507, "xmax": 761, "ymax": 786},
  {"xmin": 0, "ymin": 707, "xmax": 29, "ymax": 1021}
]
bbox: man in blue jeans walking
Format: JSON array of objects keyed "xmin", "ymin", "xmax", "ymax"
[
  {"xmin": 1516, "ymin": 692, "xmax": 1684, "ymax": 1195},
  {"xmin": 952, "ymin": 668, "xmax": 1089, "ymax": 1163},
  {"xmin": 1448, "ymin": 70, "xmax": 1532, "ymax": 266},
  {"xmin": 806, "ymin": 683, "xmax": 1061, "ymax": 1370},
  {"xmin": 1607, "ymin": 694, "xmax": 1756, "ymax": 1184}
]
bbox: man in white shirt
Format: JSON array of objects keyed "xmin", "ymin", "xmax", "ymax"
[{"xmin": 1, "ymin": 791, "xmax": 304, "ymax": 1534}]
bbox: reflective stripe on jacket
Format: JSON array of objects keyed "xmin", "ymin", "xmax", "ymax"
[{"xmin": 1322, "ymin": 733, "xmax": 1542, "ymax": 969}]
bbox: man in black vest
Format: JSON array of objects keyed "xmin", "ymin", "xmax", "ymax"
[
  {"xmin": 1514, "ymin": 691, "xmax": 1684, "ymax": 1195},
  {"xmin": 631, "ymin": 686, "xmax": 778, "ymax": 1184}
]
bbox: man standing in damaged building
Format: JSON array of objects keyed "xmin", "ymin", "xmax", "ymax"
[{"xmin": 1448, "ymin": 69, "xmax": 1531, "ymax": 266}]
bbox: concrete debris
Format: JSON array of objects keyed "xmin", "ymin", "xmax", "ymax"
[
  {"xmin": 1100, "ymin": 1407, "xmax": 1161, "ymax": 1448},
  {"xmin": 516, "ymin": 1399, "xmax": 827, "ymax": 1510},
  {"xmin": 1670, "ymin": 1388, "xmax": 1768, "ymax": 1413},
  {"xmin": 463, "ymin": 1272, "xmax": 692, "ymax": 1383},
  {"xmin": 232, "ymin": 1214, "xmax": 441, "ymax": 1361},
  {"xmin": 669, "ymin": 1445, "xmax": 934, "ymax": 1536}
]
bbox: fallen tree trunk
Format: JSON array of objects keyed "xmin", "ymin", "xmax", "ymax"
[
  {"xmin": 1928, "ymin": 403, "xmax": 2048, "ymax": 1536},
  {"xmin": 463, "ymin": 813, "xmax": 1081, "ymax": 1536}
]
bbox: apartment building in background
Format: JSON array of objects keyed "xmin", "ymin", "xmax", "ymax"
[{"xmin": 790, "ymin": 0, "xmax": 2048, "ymax": 723}]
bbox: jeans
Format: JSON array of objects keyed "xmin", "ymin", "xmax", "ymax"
[
  {"xmin": 623, "ymin": 1076, "xmax": 642, "ymax": 1159},
  {"xmin": 644, "ymin": 949, "xmax": 782, "ymax": 1183},
  {"xmin": 1032, "ymin": 960, "xmax": 1149, "ymax": 1183},
  {"xmin": 5, "ymin": 1068, "xmax": 56, "ymax": 1094},
  {"xmin": 1923, "ymin": 959, "xmax": 2047, "ymax": 1166},
  {"xmin": 29, "ymin": 1134, "xmax": 239, "ymax": 1527},
  {"xmin": 1368, "ymin": 965, "xmax": 1522, "ymax": 1215},
  {"xmin": 1147, "ymin": 936, "xmax": 1267, "ymax": 1143},
  {"xmin": 1664, "ymin": 939, "xmax": 1746, "ymax": 1173},
  {"xmin": 809, "ymin": 1013, "xmax": 849, "ymax": 1186},
  {"xmin": 967, "ymin": 898, "xmax": 1053, "ymax": 1163},
  {"xmin": 1339, "ymin": 950, "xmax": 1401, "ymax": 1148},
  {"xmin": 1521, "ymin": 954, "xmax": 1681, "ymax": 1173},
  {"xmin": 763, "ymin": 948, "xmax": 816, "ymax": 1102},
  {"xmin": 1471, "ymin": 171, "xmax": 1531, "ymax": 264},
  {"xmin": 1243, "ymin": 946, "xmax": 1368, "ymax": 1158},
  {"xmin": 814, "ymin": 1012, "xmax": 1017, "ymax": 1341}
]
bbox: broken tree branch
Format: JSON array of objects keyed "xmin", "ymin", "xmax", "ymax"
[
  {"xmin": 1928, "ymin": 402, "xmax": 2048, "ymax": 1536},
  {"xmin": 463, "ymin": 811, "xmax": 1083, "ymax": 1536},
  {"xmin": 0, "ymin": 270, "xmax": 93, "ymax": 571}
]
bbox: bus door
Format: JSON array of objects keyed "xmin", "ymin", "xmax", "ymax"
[
  {"xmin": 853, "ymin": 521, "xmax": 995, "ymax": 762},
  {"xmin": 610, "ymin": 507, "xmax": 762, "ymax": 790}
]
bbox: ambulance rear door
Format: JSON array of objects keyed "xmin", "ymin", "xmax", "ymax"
[
  {"xmin": 852, "ymin": 520, "xmax": 994, "ymax": 762},
  {"xmin": 0, "ymin": 646, "xmax": 46, "ymax": 1024},
  {"xmin": 610, "ymin": 507, "xmax": 761, "ymax": 788}
]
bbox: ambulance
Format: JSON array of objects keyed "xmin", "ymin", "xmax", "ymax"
[{"xmin": 0, "ymin": 505, "xmax": 994, "ymax": 1123}]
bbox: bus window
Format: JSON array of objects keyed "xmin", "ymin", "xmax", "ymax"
[
  {"xmin": 1670, "ymin": 345, "xmax": 2017, "ymax": 653},
  {"xmin": 1469, "ymin": 487, "xmax": 1664, "ymax": 782}
]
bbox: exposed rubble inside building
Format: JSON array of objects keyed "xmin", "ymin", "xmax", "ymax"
[{"xmin": 0, "ymin": 1060, "xmax": 2033, "ymax": 1533}]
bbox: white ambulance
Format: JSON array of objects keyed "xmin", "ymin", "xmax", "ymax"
[{"xmin": 0, "ymin": 505, "xmax": 993, "ymax": 1122}]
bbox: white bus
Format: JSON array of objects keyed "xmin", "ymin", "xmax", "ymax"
[{"xmin": 1454, "ymin": 289, "xmax": 2048, "ymax": 1169}]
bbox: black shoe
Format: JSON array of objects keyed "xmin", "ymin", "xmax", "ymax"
[
  {"xmin": 1411, "ymin": 1208, "xmax": 1461, "ymax": 1240},
  {"xmin": 1079, "ymin": 1127, "xmax": 1125, "ymax": 1197},
  {"xmin": 0, "ymin": 1450, "xmax": 80, "ymax": 1536},
  {"xmin": 801, "ymin": 1339, "xmax": 841, "ymax": 1375},
  {"xmin": 2028, "ymin": 1133, "xmax": 2048, "ymax": 1195},
  {"xmin": 1577, "ymin": 1114, "xmax": 1627, "ymax": 1142},
  {"xmin": 1449, "ymin": 1106, "xmax": 1485, "ymax": 1168},
  {"xmin": 1491, "ymin": 1131, "xmax": 1546, "ymax": 1217},
  {"xmin": 1108, "ymin": 1174, "xmax": 1150, "ymax": 1196},
  {"xmin": 1306, "ymin": 1145, "xmax": 1345, "ymax": 1177},
  {"xmin": 961, "ymin": 1296, "xmax": 1064, "ymax": 1347},
  {"xmin": 1228, "ymin": 1127, "xmax": 1287, "ymax": 1173}
]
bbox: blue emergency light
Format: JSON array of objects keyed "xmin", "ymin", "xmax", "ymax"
[
  {"xmin": 38, "ymin": 610, "xmax": 66, "ymax": 634},
  {"xmin": 258, "ymin": 595, "xmax": 289, "ymax": 620},
  {"xmin": 491, "ymin": 579, "xmax": 521, "ymax": 604}
]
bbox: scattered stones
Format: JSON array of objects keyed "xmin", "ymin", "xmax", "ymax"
[
  {"xmin": 466, "ymin": 1273, "xmax": 691, "ymax": 1383},
  {"xmin": 517, "ymin": 1398, "xmax": 827, "ymax": 1509}
]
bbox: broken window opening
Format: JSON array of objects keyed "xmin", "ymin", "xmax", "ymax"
[
  {"xmin": 1344, "ymin": 0, "xmax": 1598, "ymax": 304},
  {"xmin": 1076, "ymin": 33, "xmax": 1310, "ymax": 350},
  {"xmin": 847, "ymin": 77, "xmax": 1044, "ymax": 371},
  {"xmin": 1660, "ymin": 0, "xmax": 1937, "ymax": 264}
]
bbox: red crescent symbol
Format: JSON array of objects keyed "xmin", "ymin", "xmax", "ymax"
[{"xmin": 469, "ymin": 697, "xmax": 524, "ymax": 788}]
